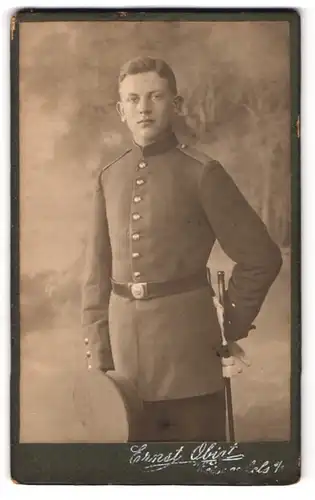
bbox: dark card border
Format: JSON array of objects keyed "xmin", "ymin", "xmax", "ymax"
[{"xmin": 10, "ymin": 7, "xmax": 301, "ymax": 485}]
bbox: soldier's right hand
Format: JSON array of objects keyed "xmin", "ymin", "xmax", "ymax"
[{"xmin": 221, "ymin": 340, "xmax": 251, "ymax": 378}]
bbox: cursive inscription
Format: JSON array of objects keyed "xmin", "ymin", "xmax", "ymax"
[
  {"xmin": 129, "ymin": 442, "xmax": 285, "ymax": 475},
  {"xmin": 130, "ymin": 444, "xmax": 185, "ymax": 470}
]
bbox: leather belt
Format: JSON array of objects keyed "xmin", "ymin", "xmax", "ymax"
[{"xmin": 111, "ymin": 270, "xmax": 211, "ymax": 300}]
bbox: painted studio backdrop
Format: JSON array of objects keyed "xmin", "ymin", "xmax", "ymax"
[{"xmin": 19, "ymin": 20, "xmax": 291, "ymax": 442}]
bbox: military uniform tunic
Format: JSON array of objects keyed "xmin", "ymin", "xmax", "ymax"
[{"xmin": 81, "ymin": 132, "xmax": 282, "ymax": 402}]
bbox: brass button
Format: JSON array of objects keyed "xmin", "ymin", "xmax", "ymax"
[
  {"xmin": 86, "ymin": 351, "xmax": 91, "ymax": 358},
  {"xmin": 132, "ymin": 252, "xmax": 140, "ymax": 259},
  {"xmin": 231, "ymin": 302, "xmax": 236, "ymax": 308},
  {"xmin": 84, "ymin": 338, "xmax": 89, "ymax": 345},
  {"xmin": 87, "ymin": 364, "xmax": 92, "ymax": 370},
  {"xmin": 138, "ymin": 161, "xmax": 147, "ymax": 169},
  {"xmin": 132, "ymin": 213, "xmax": 141, "ymax": 221},
  {"xmin": 136, "ymin": 178, "xmax": 145, "ymax": 186},
  {"xmin": 133, "ymin": 271, "xmax": 141, "ymax": 279},
  {"xmin": 133, "ymin": 195, "xmax": 142, "ymax": 203},
  {"xmin": 132, "ymin": 233, "xmax": 140, "ymax": 241},
  {"xmin": 180, "ymin": 143, "xmax": 187, "ymax": 149}
]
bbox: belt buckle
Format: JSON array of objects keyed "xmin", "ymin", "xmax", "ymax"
[{"xmin": 130, "ymin": 282, "xmax": 148, "ymax": 299}]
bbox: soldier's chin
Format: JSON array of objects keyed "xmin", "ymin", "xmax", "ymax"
[{"xmin": 138, "ymin": 127, "xmax": 159, "ymax": 142}]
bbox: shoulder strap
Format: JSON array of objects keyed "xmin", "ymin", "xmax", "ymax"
[
  {"xmin": 98, "ymin": 148, "xmax": 132, "ymax": 178},
  {"xmin": 176, "ymin": 143, "xmax": 213, "ymax": 166}
]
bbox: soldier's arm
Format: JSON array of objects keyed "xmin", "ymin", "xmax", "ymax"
[
  {"xmin": 81, "ymin": 172, "xmax": 114, "ymax": 372},
  {"xmin": 199, "ymin": 160, "xmax": 283, "ymax": 342}
]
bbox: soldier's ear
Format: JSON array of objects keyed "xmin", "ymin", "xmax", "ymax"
[
  {"xmin": 173, "ymin": 95, "xmax": 184, "ymax": 115},
  {"xmin": 116, "ymin": 102, "xmax": 126, "ymax": 123}
]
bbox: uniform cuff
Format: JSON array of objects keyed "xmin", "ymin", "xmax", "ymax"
[
  {"xmin": 98, "ymin": 347, "xmax": 115, "ymax": 372},
  {"xmin": 83, "ymin": 333, "xmax": 114, "ymax": 371}
]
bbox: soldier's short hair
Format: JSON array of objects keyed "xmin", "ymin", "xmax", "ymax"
[{"xmin": 118, "ymin": 56, "xmax": 178, "ymax": 95}]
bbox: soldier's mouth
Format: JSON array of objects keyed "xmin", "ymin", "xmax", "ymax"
[{"xmin": 138, "ymin": 120, "xmax": 155, "ymax": 126}]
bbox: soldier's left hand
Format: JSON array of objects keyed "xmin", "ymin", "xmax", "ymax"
[
  {"xmin": 221, "ymin": 341, "xmax": 251, "ymax": 378},
  {"xmin": 212, "ymin": 295, "xmax": 252, "ymax": 377}
]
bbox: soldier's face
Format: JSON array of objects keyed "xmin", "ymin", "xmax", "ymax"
[{"xmin": 117, "ymin": 71, "xmax": 178, "ymax": 146}]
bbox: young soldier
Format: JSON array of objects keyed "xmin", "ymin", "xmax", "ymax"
[{"xmin": 81, "ymin": 56, "xmax": 282, "ymax": 441}]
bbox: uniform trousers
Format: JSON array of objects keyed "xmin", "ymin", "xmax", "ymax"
[{"xmin": 131, "ymin": 389, "xmax": 226, "ymax": 442}]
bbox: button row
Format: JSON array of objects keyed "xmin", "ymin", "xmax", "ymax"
[
  {"xmin": 84, "ymin": 340, "xmax": 92, "ymax": 369},
  {"xmin": 131, "ymin": 161, "xmax": 147, "ymax": 282}
]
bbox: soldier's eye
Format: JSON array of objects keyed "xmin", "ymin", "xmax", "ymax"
[
  {"xmin": 152, "ymin": 94, "xmax": 163, "ymax": 101},
  {"xmin": 128, "ymin": 96, "xmax": 138, "ymax": 103}
]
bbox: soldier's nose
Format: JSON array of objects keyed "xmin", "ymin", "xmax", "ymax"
[
  {"xmin": 139, "ymin": 109, "xmax": 152, "ymax": 118},
  {"xmin": 138, "ymin": 97, "xmax": 152, "ymax": 114}
]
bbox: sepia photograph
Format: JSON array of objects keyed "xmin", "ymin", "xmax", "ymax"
[{"xmin": 12, "ymin": 9, "xmax": 300, "ymax": 484}]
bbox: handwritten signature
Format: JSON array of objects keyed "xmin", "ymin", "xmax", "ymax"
[{"xmin": 129, "ymin": 442, "xmax": 285, "ymax": 475}]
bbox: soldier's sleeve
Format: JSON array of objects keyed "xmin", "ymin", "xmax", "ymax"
[
  {"xmin": 81, "ymin": 172, "xmax": 114, "ymax": 372},
  {"xmin": 199, "ymin": 160, "xmax": 283, "ymax": 342}
]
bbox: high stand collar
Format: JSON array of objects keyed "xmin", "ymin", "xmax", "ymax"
[{"xmin": 132, "ymin": 130, "xmax": 178, "ymax": 157}]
